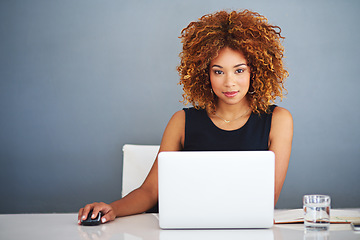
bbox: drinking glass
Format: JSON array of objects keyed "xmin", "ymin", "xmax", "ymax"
[{"xmin": 303, "ymin": 195, "xmax": 330, "ymax": 230}]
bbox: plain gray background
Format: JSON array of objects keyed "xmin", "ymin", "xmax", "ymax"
[{"xmin": 1, "ymin": 0, "xmax": 359, "ymax": 214}]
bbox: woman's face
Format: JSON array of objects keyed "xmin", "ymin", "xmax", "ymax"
[{"xmin": 209, "ymin": 47, "xmax": 251, "ymax": 107}]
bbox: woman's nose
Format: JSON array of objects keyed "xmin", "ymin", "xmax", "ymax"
[{"xmin": 224, "ymin": 74, "xmax": 236, "ymax": 86}]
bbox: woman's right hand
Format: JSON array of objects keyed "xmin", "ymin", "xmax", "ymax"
[{"xmin": 78, "ymin": 202, "xmax": 116, "ymax": 225}]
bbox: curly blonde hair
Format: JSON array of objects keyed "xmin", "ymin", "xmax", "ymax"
[{"xmin": 177, "ymin": 9, "xmax": 288, "ymax": 114}]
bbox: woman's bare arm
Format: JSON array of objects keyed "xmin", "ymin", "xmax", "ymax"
[
  {"xmin": 78, "ymin": 110, "xmax": 185, "ymax": 224},
  {"xmin": 268, "ymin": 107, "xmax": 293, "ymax": 206}
]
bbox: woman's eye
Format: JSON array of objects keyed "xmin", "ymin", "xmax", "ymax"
[
  {"xmin": 236, "ymin": 69, "xmax": 245, "ymax": 73},
  {"xmin": 214, "ymin": 70, "xmax": 223, "ymax": 75}
]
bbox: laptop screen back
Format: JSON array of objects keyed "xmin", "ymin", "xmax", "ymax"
[{"xmin": 158, "ymin": 151, "xmax": 275, "ymax": 229}]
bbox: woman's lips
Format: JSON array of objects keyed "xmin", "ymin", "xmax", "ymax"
[{"xmin": 223, "ymin": 91, "xmax": 239, "ymax": 98}]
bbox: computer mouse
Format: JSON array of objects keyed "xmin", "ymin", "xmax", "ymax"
[{"xmin": 81, "ymin": 210, "xmax": 102, "ymax": 226}]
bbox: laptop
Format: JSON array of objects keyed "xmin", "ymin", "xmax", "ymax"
[{"xmin": 158, "ymin": 151, "xmax": 275, "ymax": 229}]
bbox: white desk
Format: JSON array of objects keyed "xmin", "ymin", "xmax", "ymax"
[{"xmin": 0, "ymin": 211, "xmax": 359, "ymax": 240}]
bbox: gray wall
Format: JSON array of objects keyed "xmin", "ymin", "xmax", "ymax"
[{"xmin": 1, "ymin": 0, "xmax": 359, "ymax": 214}]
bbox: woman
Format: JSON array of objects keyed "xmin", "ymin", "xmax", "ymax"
[{"xmin": 78, "ymin": 9, "xmax": 293, "ymax": 224}]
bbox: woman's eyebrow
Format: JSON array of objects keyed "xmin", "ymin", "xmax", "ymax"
[
  {"xmin": 234, "ymin": 63, "xmax": 247, "ymax": 68},
  {"xmin": 211, "ymin": 63, "xmax": 247, "ymax": 68},
  {"xmin": 211, "ymin": 64, "xmax": 223, "ymax": 68}
]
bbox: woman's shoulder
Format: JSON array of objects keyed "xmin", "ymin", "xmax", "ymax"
[
  {"xmin": 270, "ymin": 106, "xmax": 293, "ymax": 139},
  {"xmin": 168, "ymin": 109, "xmax": 186, "ymax": 125},
  {"xmin": 169, "ymin": 107, "xmax": 206, "ymax": 126},
  {"xmin": 160, "ymin": 110, "xmax": 186, "ymax": 151},
  {"xmin": 272, "ymin": 106, "xmax": 292, "ymax": 122},
  {"xmin": 173, "ymin": 109, "xmax": 186, "ymax": 117}
]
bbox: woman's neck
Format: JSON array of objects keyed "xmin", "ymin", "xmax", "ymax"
[{"xmin": 214, "ymin": 98, "xmax": 251, "ymax": 120}]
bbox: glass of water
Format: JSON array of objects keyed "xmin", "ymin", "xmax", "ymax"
[{"xmin": 303, "ymin": 195, "xmax": 330, "ymax": 230}]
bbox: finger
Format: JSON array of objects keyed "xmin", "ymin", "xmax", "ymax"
[
  {"xmin": 101, "ymin": 211, "xmax": 115, "ymax": 224},
  {"xmin": 81, "ymin": 203, "xmax": 94, "ymax": 221},
  {"xmin": 78, "ymin": 208, "xmax": 84, "ymax": 224},
  {"xmin": 101, "ymin": 215, "xmax": 107, "ymax": 224},
  {"xmin": 92, "ymin": 202, "xmax": 110, "ymax": 219},
  {"xmin": 91, "ymin": 204, "xmax": 102, "ymax": 219}
]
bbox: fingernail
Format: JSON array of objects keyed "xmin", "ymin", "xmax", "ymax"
[
  {"xmin": 82, "ymin": 215, "xmax": 86, "ymax": 220},
  {"xmin": 101, "ymin": 217, "xmax": 106, "ymax": 223},
  {"xmin": 78, "ymin": 220, "xmax": 80, "ymax": 224},
  {"xmin": 91, "ymin": 214, "xmax": 95, "ymax": 219}
]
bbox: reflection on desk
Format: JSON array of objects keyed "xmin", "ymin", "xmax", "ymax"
[
  {"xmin": 160, "ymin": 229, "xmax": 273, "ymax": 240},
  {"xmin": 1, "ymin": 210, "xmax": 359, "ymax": 240}
]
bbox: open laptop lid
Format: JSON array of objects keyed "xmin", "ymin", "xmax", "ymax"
[{"xmin": 158, "ymin": 151, "xmax": 275, "ymax": 229}]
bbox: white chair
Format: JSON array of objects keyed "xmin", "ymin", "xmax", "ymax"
[{"xmin": 122, "ymin": 144, "xmax": 160, "ymax": 198}]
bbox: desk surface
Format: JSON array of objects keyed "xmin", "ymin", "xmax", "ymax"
[{"xmin": 1, "ymin": 211, "xmax": 359, "ymax": 240}]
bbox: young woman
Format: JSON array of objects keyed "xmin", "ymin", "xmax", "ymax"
[{"xmin": 78, "ymin": 9, "xmax": 293, "ymax": 224}]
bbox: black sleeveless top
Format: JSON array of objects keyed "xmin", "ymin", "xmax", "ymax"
[
  {"xmin": 146, "ymin": 105, "xmax": 276, "ymax": 213},
  {"xmin": 183, "ymin": 105, "xmax": 276, "ymax": 151}
]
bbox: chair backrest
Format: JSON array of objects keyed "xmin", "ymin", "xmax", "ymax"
[{"xmin": 122, "ymin": 144, "xmax": 160, "ymax": 198}]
